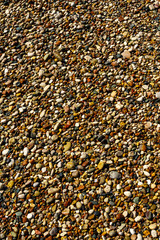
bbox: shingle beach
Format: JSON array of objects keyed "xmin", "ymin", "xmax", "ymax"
[{"xmin": 0, "ymin": 0, "xmax": 160, "ymax": 239}]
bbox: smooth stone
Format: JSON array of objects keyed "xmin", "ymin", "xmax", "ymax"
[
  {"xmin": 48, "ymin": 188, "xmax": 59, "ymax": 195},
  {"xmin": 72, "ymin": 170, "xmax": 79, "ymax": 177},
  {"xmin": 36, "ymin": 163, "xmax": 42, "ymax": 169},
  {"xmin": 76, "ymin": 202, "xmax": 82, "ymax": 209},
  {"xmin": 23, "ymin": 147, "xmax": 29, "ymax": 156},
  {"xmin": 104, "ymin": 185, "xmax": 111, "ymax": 193},
  {"xmin": 151, "ymin": 230, "xmax": 157, "ymax": 238},
  {"xmin": 34, "ymin": 191, "xmax": 40, "ymax": 197},
  {"xmin": 2, "ymin": 149, "xmax": 9, "ymax": 155},
  {"xmin": 110, "ymin": 171, "xmax": 121, "ymax": 179},
  {"xmin": 44, "ymin": 53, "xmax": 50, "ymax": 61},
  {"xmin": 50, "ymin": 227, "xmax": 58, "ymax": 236},
  {"xmin": 145, "ymin": 211, "xmax": 152, "ymax": 220},
  {"xmin": 136, "ymin": 233, "xmax": 142, "ymax": 240},
  {"xmin": 133, "ymin": 197, "xmax": 139, "ymax": 204},
  {"xmin": 18, "ymin": 194, "xmax": 25, "ymax": 199},
  {"xmin": 8, "ymin": 180, "xmax": 14, "ymax": 188},
  {"xmin": 64, "ymin": 142, "xmax": 71, "ymax": 152},
  {"xmin": 122, "ymin": 50, "xmax": 131, "ymax": 58},
  {"xmin": 155, "ymin": 92, "xmax": 160, "ymax": 98},
  {"xmin": 99, "ymin": 176, "xmax": 106, "ymax": 185},
  {"xmin": 97, "ymin": 161, "xmax": 105, "ymax": 170},
  {"xmin": 66, "ymin": 161, "xmax": 75, "ymax": 169},
  {"xmin": 109, "ymin": 230, "xmax": 117, "ymax": 237},
  {"xmin": 149, "ymin": 223, "xmax": 157, "ymax": 230},
  {"xmin": 135, "ymin": 216, "xmax": 142, "ymax": 222},
  {"xmin": 62, "ymin": 208, "xmax": 70, "ymax": 215},
  {"xmin": 124, "ymin": 191, "xmax": 132, "ymax": 197},
  {"xmin": 46, "ymin": 197, "xmax": 54, "ymax": 204},
  {"xmin": 0, "ymin": 182, "xmax": 5, "ymax": 190},
  {"xmin": 15, "ymin": 211, "xmax": 22, "ymax": 217},
  {"xmin": 52, "ymin": 134, "xmax": 59, "ymax": 141},
  {"xmin": 9, "ymin": 137, "xmax": 15, "ymax": 145},
  {"xmin": 27, "ymin": 212, "xmax": 35, "ymax": 219}
]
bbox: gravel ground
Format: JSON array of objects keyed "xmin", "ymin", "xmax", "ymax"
[{"xmin": 0, "ymin": 0, "xmax": 160, "ymax": 239}]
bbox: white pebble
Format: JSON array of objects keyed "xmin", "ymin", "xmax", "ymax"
[
  {"xmin": 136, "ymin": 233, "xmax": 143, "ymax": 240},
  {"xmin": 124, "ymin": 191, "xmax": 132, "ymax": 197},
  {"xmin": 27, "ymin": 212, "xmax": 35, "ymax": 220},
  {"xmin": 151, "ymin": 230, "xmax": 157, "ymax": 238},
  {"xmin": 130, "ymin": 228, "xmax": 135, "ymax": 235},
  {"xmin": 135, "ymin": 216, "xmax": 142, "ymax": 222},
  {"xmin": 155, "ymin": 92, "xmax": 160, "ymax": 98},
  {"xmin": 2, "ymin": 149, "xmax": 9, "ymax": 155},
  {"xmin": 23, "ymin": 147, "xmax": 29, "ymax": 156}
]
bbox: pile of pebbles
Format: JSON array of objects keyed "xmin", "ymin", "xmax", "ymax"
[{"xmin": 0, "ymin": 0, "xmax": 160, "ymax": 239}]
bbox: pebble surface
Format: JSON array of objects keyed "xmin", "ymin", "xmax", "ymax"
[{"xmin": 0, "ymin": 0, "xmax": 160, "ymax": 239}]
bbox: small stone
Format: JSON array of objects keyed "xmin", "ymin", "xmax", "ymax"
[
  {"xmin": 50, "ymin": 227, "xmax": 58, "ymax": 236},
  {"xmin": 136, "ymin": 233, "xmax": 143, "ymax": 240},
  {"xmin": 39, "ymin": 69, "xmax": 44, "ymax": 77},
  {"xmin": 151, "ymin": 230, "xmax": 157, "ymax": 238},
  {"xmin": 27, "ymin": 212, "xmax": 35, "ymax": 220},
  {"xmin": 0, "ymin": 182, "xmax": 5, "ymax": 190},
  {"xmin": 133, "ymin": 197, "xmax": 139, "ymax": 204},
  {"xmin": 110, "ymin": 171, "xmax": 121, "ymax": 179},
  {"xmin": 9, "ymin": 137, "xmax": 15, "ymax": 145},
  {"xmin": 34, "ymin": 191, "xmax": 40, "ymax": 197},
  {"xmin": 48, "ymin": 188, "xmax": 59, "ymax": 195},
  {"xmin": 47, "ymin": 197, "xmax": 54, "ymax": 204},
  {"xmin": 111, "ymin": 91, "xmax": 117, "ymax": 97},
  {"xmin": 23, "ymin": 147, "xmax": 29, "ymax": 156},
  {"xmin": 52, "ymin": 134, "xmax": 59, "ymax": 141},
  {"xmin": 44, "ymin": 53, "xmax": 50, "ymax": 61},
  {"xmin": 145, "ymin": 211, "xmax": 152, "ymax": 220},
  {"xmin": 99, "ymin": 176, "xmax": 106, "ymax": 185},
  {"xmin": 2, "ymin": 149, "xmax": 9, "ymax": 155},
  {"xmin": 15, "ymin": 211, "xmax": 22, "ymax": 217},
  {"xmin": 149, "ymin": 223, "xmax": 157, "ymax": 230},
  {"xmin": 124, "ymin": 191, "xmax": 132, "ymax": 197},
  {"xmin": 66, "ymin": 161, "xmax": 75, "ymax": 169},
  {"xmin": 62, "ymin": 208, "xmax": 70, "ymax": 215},
  {"xmin": 135, "ymin": 216, "xmax": 142, "ymax": 222},
  {"xmin": 76, "ymin": 202, "xmax": 82, "ymax": 209},
  {"xmin": 64, "ymin": 105, "xmax": 70, "ymax": 113},
  {"xmin": 97, "ymin": 161, "xmax": 105, "ymax": 170},
  {"xmin": 109, "ymin": 230, "xmax": 117, "ymax": 237},
  {"xmin": 140, "ymin": 144, "xmax": 146, "ymax": 151},
  {"xmin": 72, "ymin": 170, "xmax": 79, "ymax": 177},
  {"xmin": 116, "ymin": 213, "xmax": 125, "ymax": 221},
  {"xmin": 8, "ymin": 180, "xmax": 14, "ymax": 188},
  {"xmin": 122, "ymin": 50, "xmax": 131, "ymax": 58},
  {"xmin": 104, "ymin": 185, "xmax": 111, "ymax": 193},
  {"xmin": 64, "ymin": 142, "xmax": 71, "ymax": 152},
  {"xmin": 155, "ymin": 92, "xmax": 160, "ymax": 98},
  {"xmin": 53, "ymin": 51, "xmax": 62, "ymax": 61}
]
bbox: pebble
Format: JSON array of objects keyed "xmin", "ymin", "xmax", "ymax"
[
  {"xmin": 66, "ymin": 161, "xmax": 75, "ymax": 169},
  {"xmin": 64, "ymin": 142, "xmax": 71, "ymax": 152},
  {"xmin": 2, "ymin": 149, "xmax": 9, "ymax": 155},
  {"xmin": 124, "ymin": 191, "xmax": 132, "ymax": 197},
  {"xmin": 110, "ymin": 171, "xmax": 121, "ymax": 179},
  {"xmin": 97, "ymin": 161, "xmax": 105, "ymax": 170},
  {"xmin": 48, "ymin": 188, "xmax": 59, "ymax": 195},
  {"xmin": 27, "ymin": 212, "xmax": 35, "ymax": 220},
  {"xmin": 50, "ymin": 227, "xmax": 58, "ymax": 236},
  {"xmin": 151, "ymin": 230, "xmax": 157, "ymax": 238},
  {"xmin": 8, "ymin": 180, "xmax": 14, "ymax": 188},
  {"xmin": 149, "ymin": 223, "xmax": 157, "ymax": 230},
  {"xmin": 122, "ymin": 50, "xmax": 131, "ymax": 59},
  {"xmin": 135, "ymin": 216, "xmax": 143, "ymax": 222}
]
